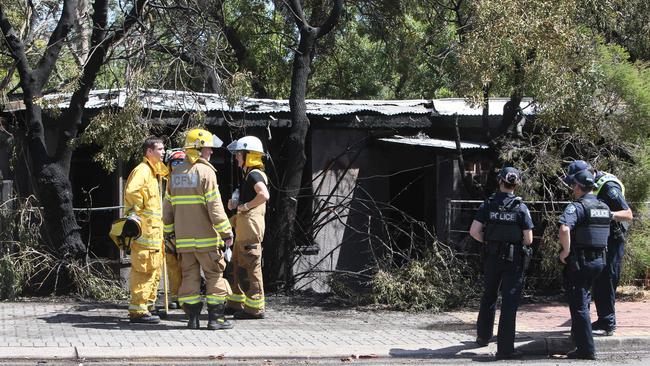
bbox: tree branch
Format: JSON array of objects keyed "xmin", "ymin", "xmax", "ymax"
[
  {"xmin": 0, "ymin": 61, "xmax": 17, "ymax": 91},
  {"xmin": 316, "ymin": 0, "xmax": 343, "ymax": 38},
  {"xmin": 104, "ymin": 0, "xmax": 148, "ymax": 46},
  {"xmin": 33, "ymin": 0, "xmax": 78, "ymax": 91},
  {"xmin": 0, "ymin": 5, "xmax": 33, "ymax": 91},
  {"xmin": 288, "ymin": 0, "xmax": 308, "ymax": 29},
  {"xmin": 56, "ymin": 0, "xmax": 109, "ymax": 161}
]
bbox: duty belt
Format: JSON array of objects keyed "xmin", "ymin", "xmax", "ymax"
[
  {"xmin": 485, "ymin": 241, "xmax": 522, "ymax": 262},
  {"xmin": 573, "ymin": 248, "xmax": 605, "ymax": 261}
]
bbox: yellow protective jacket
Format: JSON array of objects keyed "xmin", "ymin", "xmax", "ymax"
[
  {"xmin": 163, "ymin": 157, "xmax": 232, "ymax": 252},
  {"xmin": 124, "ymin": 157, "xmax": 169, "ymax": 250}
]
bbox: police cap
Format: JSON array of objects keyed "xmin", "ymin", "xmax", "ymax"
[
  {"xmin": 571, "ymin": 169, "xmax": 596, "ymax": 188},
  {"xmin": 563, "ymin": 160, "xmax": 591, "ymax": 184},
  {"xmin": 498, "ymin": 167, "xmax": 521, "ymax": 185}
]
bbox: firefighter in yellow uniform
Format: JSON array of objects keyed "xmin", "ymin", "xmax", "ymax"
[
  {"xmin": 225, "ymin": 136, "xmax": 270, "ymax": 319},
  {"xmin": 163, "ymin": 128, "xmax": 234, "ymax": 330},
  {"xmin": 124, "ymin": 136, "xmax": 169, "ymax": 324},
  {"xmin": 162, "ymin": 150, "xmax": 186, "ymax": 309}
]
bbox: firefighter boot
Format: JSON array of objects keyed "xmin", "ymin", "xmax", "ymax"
[
  {"xmin": 207, "ymin": 304, "xmax": 234, "ymax": 330},
  {"xmin": 129, "ymin": 313, "xmax": 160, "ymax": 324},
  {"xmin": 183, "ymin": 303, "xmax": 203, "ymax": 329}
]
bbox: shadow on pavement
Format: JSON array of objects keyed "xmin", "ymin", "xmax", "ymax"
[
  {"xmin": 422, "ymin": 321, "xmax": 474, "ymax": 331},
  {"xmin": 389, "ymin": 341, "xmax": 492, "ymax": 361},
  {"xmin": 37, "ymin": 313, "xmax": 188, "ymax": 330},
  {"xmin": 71, "ymin": 303, "xmax": 126, "ymax": 312},
  {"xmin": 268, "ymin": 291, "xmax": 358, "ymax": 310}
]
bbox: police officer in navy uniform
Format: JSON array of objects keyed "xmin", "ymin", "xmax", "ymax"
[
  {"xmin": 564, "ymin": 161, "xmax": 633, "ymax": 336},
  {"xmin": 469, "ymin": 167, "xmax": 534, "ymax": 360},
  {"xmin": 559, "ymin": 169, "xmax": 611, "ymax": 359}
]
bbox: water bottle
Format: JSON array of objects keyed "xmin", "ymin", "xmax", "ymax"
[
  {"xmin": 231, "ymin": 188, "xmax": 240, "ymax": 207},
  {"xmin": 224, "ymin": 247, "xmax": 233, "ymax": 262}
]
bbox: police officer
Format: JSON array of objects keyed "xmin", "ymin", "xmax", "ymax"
[
  {"xmin": 564, "ymin": 161, "xmax": 633, "ymax": 335},
  {"xmin": 559, "ymin": 169, "xmax": 610, "ymax": 359},
  {"xmin": 469, "ymin": 167, "xmax": 534, "ymax": 360}
]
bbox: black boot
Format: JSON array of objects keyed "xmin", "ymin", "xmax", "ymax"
[
  {"xmin": 224, "ymin": 306, "xmax": 238, "ymax": 316},
  {"xmin": 129, "ymin": 313, "xmax": 160, "ymax": 324},
  {"xmin": 207, "ymin": 304, "xmax": 234, "ymax": 330},
  {"xmin": 183, "ymin": 303, "xmax": 203, "ymax": 329},
  {"xmin": 234, "ymin": 310, "xmax": 265, "ymax": 319}
]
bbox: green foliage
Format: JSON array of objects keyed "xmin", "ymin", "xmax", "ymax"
[
  {"xmin": 458, "ymin": 0, "xmax": 650, "ymax": 291},
  {"xmin": 224, "ymin": 71, "xmax": 254, "ymax": 108},
  {"xmin": 621, "ymin": 210, "xmax": 650, "ymax": 286},
  {"xmin": 0, "ymin": 254, "xmax": 21, "ymax": 300},
  {"xmin": 309, "ymin": 2, "xmax": 458, "ymax": 99},
  {"xmin": 220, "ymin": 0, "xmax": 293, "ymax": 98},
  {"xmin": 70, "ymin": 96, "xmax": 156, "ymax": 173}
]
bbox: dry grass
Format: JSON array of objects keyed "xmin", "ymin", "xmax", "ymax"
[
  {"xmin": 1, "ymin": 197, "xmax": 126, "ymax": 300},
  {"xmin": 617, "ymin": 285, "xmax": 650, "ymax": 301}
]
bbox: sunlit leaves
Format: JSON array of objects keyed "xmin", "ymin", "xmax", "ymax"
[{"xmin": 70, "ymin": 96, "xmax": 155, "ymax": 172}]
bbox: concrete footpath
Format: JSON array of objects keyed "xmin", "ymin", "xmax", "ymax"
[{"xmin": 0, "ymin": 296, "xmax": 648, "ymax": 361}]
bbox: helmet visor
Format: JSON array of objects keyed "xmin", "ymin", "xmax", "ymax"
[
  {"xmin": 211, "ymin": 135, "xmax": 224, "ymax": 148},
  {"xmin": 226, "ymin": 140, "xmax": 239, "ymax": 153}
]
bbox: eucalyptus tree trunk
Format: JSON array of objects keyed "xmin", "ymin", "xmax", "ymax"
[
  {"xmin": 266, "ymin": 0, "xmax": 343, "ymax": 290},
  {"xmin": 0, "ymin": 0, "xmax": 148, "ymax": 273}
]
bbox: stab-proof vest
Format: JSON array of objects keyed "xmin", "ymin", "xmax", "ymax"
[
  {"xmin": 594, "ymin": 172, "xmax": 625, "ymax": 198},
  {"xmin": 484, "ymin": 195, "xmax": 524, "ymax": 243},
  {"xmin": 572, "ymin": 197, "xmax": 611, "ymax": 249}
]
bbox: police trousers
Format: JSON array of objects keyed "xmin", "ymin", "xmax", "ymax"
[
  {"xmin": 476, "ymin": 245, "xmax": 525, "ymax": 354},
  {"xmin": 593, "ymin": 236, "xmax": 625, "ymax": 330},
  {"xmin": 178, "ymin": 249, "xmax": 232, "ymax": 307},
  {"xmin": 129, "ymin": 245, "xmax": 163, "ymax": 316},
  {"xmin": 226, "ymin": 210, "xmax": 265, "ymax": 315},
  {"xmin": 564, "ymin": 251, "xmax": 605, "ymax": 356}
]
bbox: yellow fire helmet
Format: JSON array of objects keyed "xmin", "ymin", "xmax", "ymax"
[
  {"xmin": 183, "ymin": 128, "xmax": 223, "ymax": 150},
  {"xmin": 109, "ymin": 215, "xmax": 142, "ymax": 249}
]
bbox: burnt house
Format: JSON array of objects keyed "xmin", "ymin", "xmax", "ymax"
[{"xmin": 1, "ymin": 89, "xmax": 536, "ymax": 292}]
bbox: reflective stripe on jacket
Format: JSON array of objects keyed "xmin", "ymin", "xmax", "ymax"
[
  {"xmin": 163, "ymin": 157, "xmax": 232, "ymax": 253},
  {"xmin": 124, "ymin": 157, "xmax": 169, "ymax": 249},
  {"xmin": 594, "ymin": 172, "xmax": 625, "ymax": 197}
]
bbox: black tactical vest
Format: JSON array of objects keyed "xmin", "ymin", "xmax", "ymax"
[
  {"xmin": 572, "ymin": 197, "xmax": 611, "ymax": 249},
  {"xmin": 484, "ymin": 194, "xmax": 524, "ymax": 243}
]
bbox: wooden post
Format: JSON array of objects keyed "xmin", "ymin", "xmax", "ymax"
[{"xmin": 0, "ymin": 180, "xmax": 13, "ymax": 241}]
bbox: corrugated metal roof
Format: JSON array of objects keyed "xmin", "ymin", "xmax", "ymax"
[
  {"xmin": 3, "ymin": 89, "xmax": 539, "ymax": 118},
  {"xmin": 378, "ymin": 136, "xmax": 488, "ymax": 150},
  {"xmin": 3, "ymin": 89, "xmax": 432, "ymax": 116},
  {"xmin": 431, "ymin": 98, "xmax": 537, "ymax": 116}
]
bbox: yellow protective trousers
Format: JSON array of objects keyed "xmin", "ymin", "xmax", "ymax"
[
  {"xmin": 146, "ymin": 264, "xmax": 161, "ymax": 312},
  {"xmin": 178, "ymin": 250, "xmax": 231, "ymax": 307},
  {"xmin": 226, "ymin": 210, "xmax": 265, "ymax": 315},
  {"xmin": 129, "ymin": 245, "xmax": 163, "ymax": 316},
  {"xmin": 166, "ymin": 253, "xmax": 182, "ymax": 301}
]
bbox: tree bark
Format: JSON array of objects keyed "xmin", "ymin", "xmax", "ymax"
[
  {"xmin": 0, "ymin": 0, "xmax": 147, "ymax": 267},
  {"xmin": 1, "ymin": 0, "xmax": 85, "ymax": 258},
  {"xmin": 266, "ymin": 0, "xmax": 343, "ymax": 290},
  {"xmin": 71, "ymin": 0, "xmax": 92, "ymax": 66}
]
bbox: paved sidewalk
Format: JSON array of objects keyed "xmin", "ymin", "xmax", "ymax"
[{"xmin": 0, "ymin": 297, "xmax": 648, "ymax": 361}]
